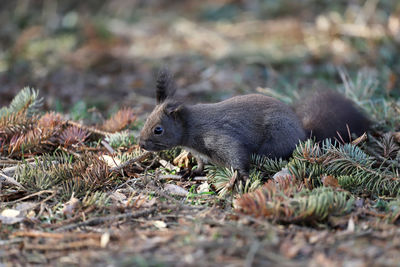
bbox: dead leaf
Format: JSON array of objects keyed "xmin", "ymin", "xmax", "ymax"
[
  {"xmin": 1, "ymin": 209, "xmax": 20, "ymax": 217},
  {"xmin": 110, "ymin": 190, "xmax": 127, "ymax": 205},
  {"xmin": 197, "ymin": 182, "xmax": 210, "ymax": 193},
  {"xmin": 0, "ymin": 172, "xmax": 25, "ymax": 189},
  {"xmin": 101, "ymin": 155, "xmax": 121, "ymax": 168},
  {"xmin": 0, "ymin": 209, "xmax": 24, "ymax": 224},
  {"xmin": 164, "ymin": 184, "xmax": 188, "ymax": 196},
  {"xmin": 310, "ymin": 253, "xmax": 338, "ymax": 267},
  {"xmin": 142, "ymin": 197, "xmax": 157, "ymax": 208},
  {"xmin": 62, "ymin": 196, "xmax": 80, "ymax": 216},
  {"xmin": 347, "ymin": 216, "xmax": 355, "ymax": 233},
  {"xmin": 272, "ymin": 168, "xmax": 292, "ymax": 181},
  {"xmin": 131, "ymin": 194, "xmax": 157, "ymax": 208},
  {"xmin": 351, "ymin": 132, "xmax": 368, "ymax": 146},
  {"xmin": 102, "ymin": 108, "xmax": 136, "ymax": 132},
  {"xmin": 159, "ymin": 159, "xmax": 179, "ymax": 172},
  {"xmin": 321, "ymin": 175, "xmax": 340, "ymax": 189},
  {"xmin": 100, "ymin": 232, "xmax": 110, "ymax": 248},
  {"xmin": 153, "ymin": 220, "xmax": 167, "ymax": 229},
  {"xmin": 173, "ymin": 150, "xmax": 192, "ymax": 168},
  {"xmin": 279, "ymin": 239, "xmax": 302, "ymax": 259},
  {"xmin": 308, "ymin": 231, "xmax": 329, "ymax": 244},
  {"xmin": 14, "ymin": 202, "xmax": 37, "ymax": 212},
  {"xmin": 393, "ymin": 132, "xmax": 400, "ymax": 143}
]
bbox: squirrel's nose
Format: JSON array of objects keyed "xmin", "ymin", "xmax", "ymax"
[{"xmin": 138, "ymin": 139, "xmax": 146, "ymax": 149}]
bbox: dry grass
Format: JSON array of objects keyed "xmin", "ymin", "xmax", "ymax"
[{"xmin": 1, "ymin": 1, "xmax": 400, "ymax": 266}]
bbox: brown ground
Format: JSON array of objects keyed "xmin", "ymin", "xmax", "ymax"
[{"xmin": 1, "ymin": 1, "xmax": 400, "ymax": 266}]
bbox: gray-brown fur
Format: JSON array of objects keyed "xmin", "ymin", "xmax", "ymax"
[
  {"xmin": 139, "ymin": 70, "xmax": 370, "ymax": 178},
  {"xmin": 294, "ymin": 91, "xmax": 370, "ymax": 143},
  {"xmin": 140, "ymin": 70, "xmax": 306, "ymax": 177},
  {"xmin": 156, "ymin": 68, "xmax": 177, "ymax": 104}
]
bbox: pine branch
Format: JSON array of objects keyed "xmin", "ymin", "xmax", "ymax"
[
  {"xmin": 105, "ymin": 131, "xmax": 135, "ymax": 149},
  {"xmin": 1, "ymin": 87, "xmax": 43, "ymax": 118},
  {"xmin": 101, "ymin": 107, "xmax": 136, "ymax": 132},
  {"xmin": 207, "ymin": 166, "xmax": 262, "ymax": 197},
  {"xmin": 234, "ymin": 185, "xmax": 353, "ymax": 224}
]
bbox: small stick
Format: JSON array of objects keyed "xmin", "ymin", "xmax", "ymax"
[
  {"xmin": 1, "ymin": 160, "xmax": 59, "ymax": 176},
  {"xmin": 2, "ymin": 190, "xmax": 55, "ymax": 204},
  {"xmin": 0, "ymin": 158, "xmax": 22, "ymax": 167},
  {"xmin": 23, "ymin": 239, "xmax": 100, "ymax": 250},
  {"xmin": 351, "ymin": 132, "xmax": 368, "ymax": 146},
  {"xmin": 43, "ymin": 206, "xmax": 96, "ymax": 229},
  {"xmin": 55, "ymin": 206, "xmax": 157, "ymax": 232},
  {"xmin": 12, "ymin": 231, "xmax": 102, "ymax": 239},
  {"xmin": 0, "ymin": 238, "xmax": 24, "ymax": 246},
  {"xmin": 59, "ymin": 146, "xmax": 82, "ymax": 158},
  {"xmin": 66, "ymin": 120, "xmax": 111, "ymax": 137},
  {"xmin": 361, "ymin": 208, "xmax": 386, "ymax": 218},
  {"xmin": 158, "ymin": 174, "xmax": 208, "ymax": 182},
  {"xmin": 0, "ymin": 172, "xmax": 25, "ymax": 190},
  {"xmin": 146, "ymin": 183, "xmax": 180, "ymax": 203},
  {"xmin": 363, "ymin": 147, "xmax": 400, "ymax": 169},
  {"xmin": 110, "ymin": 151, "xmax": 153, "ymax": 172},
  {"xmin": 101, "ymin": 140, "xmax": 116, "ymax": 154}
]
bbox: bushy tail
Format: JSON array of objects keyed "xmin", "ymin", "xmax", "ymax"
[{"xmin": 294, "ymin": 91, "xmax": 370, "ymax": 143}]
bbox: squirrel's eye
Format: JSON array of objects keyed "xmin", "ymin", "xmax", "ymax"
[{"xmin": 153, "ymin": 126, "xmax": 164, "ymax": 135}]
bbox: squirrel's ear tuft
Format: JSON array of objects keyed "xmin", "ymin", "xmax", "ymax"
[{"xmin": 156, "ymin": 68, "xmax": 177, "ymax": 104}]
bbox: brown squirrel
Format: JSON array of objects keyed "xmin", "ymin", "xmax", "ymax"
[{"xmin": 139, "ymin": 69, "xmax": 370, "ymax": 178}]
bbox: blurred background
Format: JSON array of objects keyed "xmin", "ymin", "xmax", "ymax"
[{"xmin": 0, "ymin": 0, "xmax": 399, "ymax": 119}]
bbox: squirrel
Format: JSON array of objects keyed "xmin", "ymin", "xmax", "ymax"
[{"xmin": 139, "ymin": 69, "xmax": 370, "ymax": 178}]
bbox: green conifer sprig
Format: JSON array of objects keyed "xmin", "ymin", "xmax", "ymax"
[
  {"xmin": 0, "ymin": 87, "xmax": 43, "ymax": 118},
  {"xmin": 0, "ymin": 112, "xmax": 38, "ymax": 137},
  {"xmin": 286, "ymin": 139, "xmax": 325, "ymax": 187},
  {"xmin": 210, "ymin": 137, "xmax": 400, "ymax": 198},
  {"xmin": 207, "ymin": 166, "xmax": 262, "ymax": 197},
  {"xmin": 15, "ymin": 152, "xmax": 115, "ymax": 200},
  {"xmin": 105, "ymin": 131, "xmax": 136, "ymax": 149},
  {"xmin": 15, "ymin": 154, "xmax": 67, "ymax": 192},
  {"xmin": 234, "ymin": 183, "xmax": 353, "ymax": 224},
  {"xmin": 323, "ymin": 142, "xmax": 400, "ymax": 196},
  {"xmin": 250, "ymin": 154, "xmax": 287, "ymax": 176},
  {"xmin": 323, "ymin": 143, "xmax": 375, "ymax": 175},
  {"xmin": 82, "ymin": 191, "xmax": 110, "ymax": 208}
]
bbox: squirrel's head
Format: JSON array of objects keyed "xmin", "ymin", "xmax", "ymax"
[{"xmin": 139, "ymin": 69, "xmax": 185, "ymax": 152}]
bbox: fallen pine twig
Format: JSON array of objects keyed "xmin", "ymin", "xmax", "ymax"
[
  {"xmin": 101, "ymin": 140, "xmax": 116, "ymax": 154},
  {"xmin": 42, "ymin": 206, "xmax": 96, "ymax": 229},
  {"xmin": 0, "ymin": 158, "xmax": 23, "ymax": 167},
  {"xmin": 23, "ymin": 239, "xmax": 101, "ymax": 251},
  {"xmin": 146, "ymin": 183, "xmax": 181, "ymax": 203},
  {"xmin": 110, "ymin": 151, "xmax": 153, "ymax": 172},
  {"xmin": 3, "ymin": 190, "xmax": 55, "ymax": 204},
  {"xmin": 159, "ymin": 203, "xmax": 208, "ymax": 212},
  {"xmin": 388, "ymin": 210, "xmax": 400, "ymax": 224},
  {"xmin": 0, "ymin": 172, "xmax": 25, "ymax": 190},
  {"xmin": 55, "ymin": 206, "xmax": 158, "ymax": 232},
  {"xmin": 363, "ymin": 146, "xmax": 400, "ymax": 169},
  {"xmin": 362, "ymin": 208, "xmax": 386, "ymax": 218},
  {"xmin": 337, "ymin": 23, "xmax": 385, "ymax": 39},
  {"xmin": 12, "ymin": 231, "xmax": 102, "ymax": 239},
  {"xmin": 158, "ymin": 174, "xmax": 208, "ymax": 182},
  {"xmin": 66, "ymin": 120, "xmax": 111, "ymax": 137},
  {"xmin": 1, "ymin": 160, "xmax": 59, "ymax": 177},
  {"xmin": 0, "ymin": 238, "xmax": 24, "ymax": 246},
  {"xmin": 59, "ymin": 146, "xmax": 82, "ymax": 158}
]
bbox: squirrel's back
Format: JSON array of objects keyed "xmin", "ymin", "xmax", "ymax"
[
  {"xmin": 186, "ymin": 94, "xmax": 306, "ymax": 160},
  {"xmin": 294, "ymin": 91, "xmax": 370, "ymax": 143}
]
